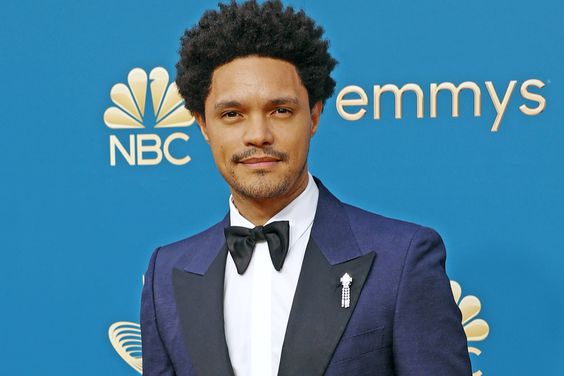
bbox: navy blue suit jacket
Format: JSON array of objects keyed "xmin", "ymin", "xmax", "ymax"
[{"xmin": 140, "ymin": 178, "xmax": 472, "ymax": 375}]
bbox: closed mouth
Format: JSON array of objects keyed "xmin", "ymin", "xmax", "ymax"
[{"xmin": 240, "ymin": 156, "xmax": 280, "ymax": 164}]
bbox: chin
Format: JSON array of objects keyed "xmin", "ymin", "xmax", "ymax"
[{"xmin": 230, "ymin": 172, "xmax": 292, "ymax": 200}]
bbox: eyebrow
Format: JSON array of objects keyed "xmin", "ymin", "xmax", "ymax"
[
  {"xmin": 213, "ymin": 96, "xmax": 300, "ymax": 111},
  {"xmin": 214, "ymin": 100, "xmax": 242, "ymax": 111},
  {"xmin": 269, "ymin": 97, "xmax": 300, "ymax": 106}
]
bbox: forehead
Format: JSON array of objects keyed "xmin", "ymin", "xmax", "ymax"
[{"xmin": 206, "ymin": 56, "xmax": 308, "ymax": 105}]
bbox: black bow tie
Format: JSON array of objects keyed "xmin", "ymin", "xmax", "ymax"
[{"xmin": 224, "ymin": 220, "xmax": 290, "ymax": 275}]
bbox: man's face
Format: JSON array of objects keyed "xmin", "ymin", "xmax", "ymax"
[{"xmin": 195, "ymin": 56, "xmax": 322, "ymax": 201}]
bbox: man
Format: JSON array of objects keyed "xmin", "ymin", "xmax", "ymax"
[{"xmin": 140, "ymin": 1, "xmax": 472, "ymax": 375}]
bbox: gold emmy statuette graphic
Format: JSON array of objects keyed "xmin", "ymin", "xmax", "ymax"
[
  {"xmin": 104, "ymin": 67, "xmax": 194, "ymax": 129},
  {"xmin": 451, "ymin": 280, "xmax": 490, "ymax": 376},
  {"xmin": 109, "ymin": 280, "xmax": 490, "ymax": 374},
  {"xmin": 108, "ymin": 321, "xmax": 142, "ymax": 374}
]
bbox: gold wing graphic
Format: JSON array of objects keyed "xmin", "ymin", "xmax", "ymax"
[{"xmin": 108, "ymin": 321, "xmax": 142, "ymax": 374}]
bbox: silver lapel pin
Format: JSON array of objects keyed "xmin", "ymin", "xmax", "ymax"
[{"xmin": 340, "ymin": 273, "xmax": 353, "ymax": 308}]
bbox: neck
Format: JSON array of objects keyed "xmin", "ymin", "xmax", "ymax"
[{"xmin": 231, "ymin": 170, "xmax": 310, "ymax": 226}]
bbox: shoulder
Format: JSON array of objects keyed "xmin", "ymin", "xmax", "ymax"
[
  {"xmin": 343, "ymin": 203, "xmax": 421, "ymax": 236},
  {"xmin": 148, "ymin": 216, "xmax": 227, "ymax": 270},
  {"xmin": 341, "ymin": 201, "xmax": 443, "ymax": 258},
  {"xmin": 338, "ymin": 201, "xmax": 449, "ymax": 300}
]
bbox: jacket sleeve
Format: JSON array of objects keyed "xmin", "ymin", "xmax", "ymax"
[
  {"xmin": 141, "ymin": 247, "xmax": 176, "ymax": 376},
  {"xmin": 392, "ymin": 226, "xmax": 472, "ymax": 375}
]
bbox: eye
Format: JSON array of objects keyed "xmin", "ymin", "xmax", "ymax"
[
  {"xmin": 221, "ymin": 111, "xmax": 240, "ymax": 119},
  {"xmin": 272, "ymin": 107, "xmax": 292, "ymax": 116}
]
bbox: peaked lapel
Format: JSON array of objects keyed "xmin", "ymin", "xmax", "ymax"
[
  {"xmin": 277, "ymin": 178, "xmax": 376, "ymax": 376},
  {"xmin": 172, "ymin": 215, "xmax": 235, "ymax": 376}
]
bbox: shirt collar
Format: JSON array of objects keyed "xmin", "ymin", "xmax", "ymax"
[{"xmin": 228, "ymin": 172, "xmax": 319, "ymax": 249}]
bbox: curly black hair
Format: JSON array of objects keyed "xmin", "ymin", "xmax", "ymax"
[{"xmin": 175, "ymin": 0, "xmax": 337, "ymax": 116}]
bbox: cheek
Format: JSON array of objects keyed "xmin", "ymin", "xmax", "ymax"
[
  {"xmin": 207, "ymin": 130, "xmax": 232, "ymax": 159},
  {"xmin": 288, "ymin": 129, "xmax": 311, "ymax": 156},
  {"xmin": 208, "ymin": 140, "xmax": 227, "ymax": 168}
]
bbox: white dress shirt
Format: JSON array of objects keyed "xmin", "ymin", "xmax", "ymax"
[{"xmin": 224, "ymin": 172, "xmax": 319, "ymax": 376}]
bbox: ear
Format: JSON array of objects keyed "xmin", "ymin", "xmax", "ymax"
[
  {"xmin": 310, "ymin": 101, "xmax": 323, "ymax": 136},
  {"xmin": 194, "ymin": 112, "xmax": 210, "ymax": 143}
]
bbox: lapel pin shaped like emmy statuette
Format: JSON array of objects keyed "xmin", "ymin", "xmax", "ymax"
[{"xmin": 340, "ymin": 273, "xmax": 353, "ymax": 308}]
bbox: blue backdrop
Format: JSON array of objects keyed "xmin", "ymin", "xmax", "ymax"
[{"xmin": 2, "ymin": 0, "xmax": 563, "ymax": 374}]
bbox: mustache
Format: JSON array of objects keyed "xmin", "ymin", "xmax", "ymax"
[{"xmin": 231, "ymin": 147, "xmax": 289, "ymax": 163}]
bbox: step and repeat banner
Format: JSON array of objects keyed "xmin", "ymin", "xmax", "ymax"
[{"xmin": 2, "ymin": 0, "xmax": 563, "ymax": 375}]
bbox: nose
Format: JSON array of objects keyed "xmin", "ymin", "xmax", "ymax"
[{"xmin": 242, "ymin": 114, "xmax": 274, "ymax": 147}]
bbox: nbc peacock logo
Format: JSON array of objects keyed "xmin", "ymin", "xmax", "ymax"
[
  {"xmin": 451, "ymin": 280, "xmax": 490, "ymax": 376},
  {"xmin": 104, "ymin": 67, "xmax": 195, "ymax": 166}
]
